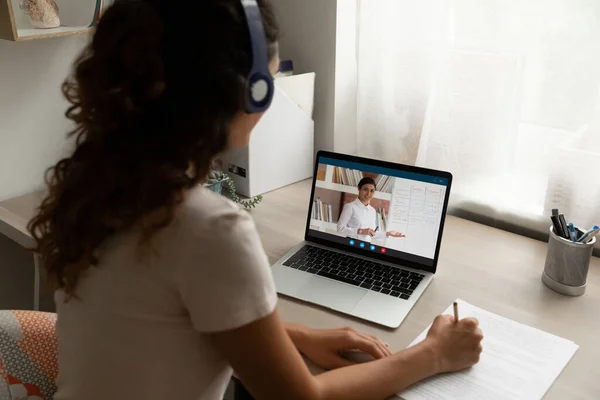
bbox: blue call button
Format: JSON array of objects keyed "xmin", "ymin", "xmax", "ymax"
[
  {"xmin": 359, "ymin": 242, "xmax": 365, "ymax": 248},
  {"xmin": 349, "ymin": 240, "xmax": 355, "ymax": 246},
  {"xmin": 370, "ymin": 245, "xmax": 376, "ymax": 251}
]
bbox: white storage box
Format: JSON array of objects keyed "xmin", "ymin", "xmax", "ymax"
[{"xmin": 220, "ymin": 73, "xmax": 315, "ymax": 197}]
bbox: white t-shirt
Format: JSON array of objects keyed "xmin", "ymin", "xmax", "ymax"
[{"xmin": 53, "ymin": 187, "xmax": 277, "ymax": 400}]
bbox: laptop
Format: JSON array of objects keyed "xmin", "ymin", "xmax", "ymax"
[{"xmin": 271, "ymin": 151, "xmax": 452, "ymax": 328}]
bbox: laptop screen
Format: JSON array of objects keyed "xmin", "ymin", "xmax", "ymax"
[{"xmin": 305, "ymin": 152, "xmax": 452, "ymax": 272}]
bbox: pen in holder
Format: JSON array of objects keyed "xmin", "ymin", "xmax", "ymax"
[{"xmin": 542, "ymin": 225, "xmax": 596, "ymax": 296}]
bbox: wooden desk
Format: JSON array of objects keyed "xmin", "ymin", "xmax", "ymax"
[
  {"xmin": 251, "ymin": 180, "xmax": 600, "ymax": 400},
  {"xmin": 1, "ymin": 181, "xmax": 599, "ymax": 399}
]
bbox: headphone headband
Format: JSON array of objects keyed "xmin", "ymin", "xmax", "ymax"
[{"xmin": 240, "ymin": 0, "xmax": 274, "ymax": 113}]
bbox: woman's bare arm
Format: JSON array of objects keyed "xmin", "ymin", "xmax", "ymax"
[{"xmin": 211, "ymin": 310, "xmax": 482, "ymax": 400}]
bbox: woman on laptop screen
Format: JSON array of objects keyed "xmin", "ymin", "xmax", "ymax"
[
  {"xmin": 28, "ymin": 1, "xmax": 482, "ymax": 399},
  {"xmin": 338, "ymin": 177, "xmax": 406, "ymax": 241}
]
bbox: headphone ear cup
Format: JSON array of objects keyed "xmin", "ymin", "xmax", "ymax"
[
  {"xmin": 247, "ymin": 72, "xmax": 274, "ymax": 112},
  {"xmin": 240, "ymin": 0, "xmax": 273, "ymax": 113}
]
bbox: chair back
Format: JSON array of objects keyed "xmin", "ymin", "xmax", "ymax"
[{"xmin": 0, "ymin": 311, "xmax": 58, "ymax": 400}]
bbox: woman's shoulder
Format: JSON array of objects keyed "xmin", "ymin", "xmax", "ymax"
[
  {"xmin": 343, "ymin": 199, "xmax": 356, "ymax": 208},
  {"xmin": 177, "ymin": 185, "xmax": 246, "ymax": 228}
]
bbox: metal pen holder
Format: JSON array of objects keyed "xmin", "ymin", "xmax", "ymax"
[{"xmin": 542, "ymin": 225, "xmax": 596, "ymax": 296}]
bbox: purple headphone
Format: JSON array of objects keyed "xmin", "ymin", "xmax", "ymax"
[{"xmin": 240, "ymin": 0, "xmax": 274, "ymax": 113}]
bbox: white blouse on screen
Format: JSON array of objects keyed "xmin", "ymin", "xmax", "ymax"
[{"xmin": 337, "ymin": 198, "xmax": 386, "ymax": 240}]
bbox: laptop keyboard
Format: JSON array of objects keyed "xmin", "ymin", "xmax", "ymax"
[{"xmin": 282, "ymin": 246, "xmax": 424, "ymax": 300}]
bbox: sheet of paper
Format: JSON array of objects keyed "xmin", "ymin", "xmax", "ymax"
[{"xmin": 398, "ymin": 299, "xmax": 578, "ymax": 400}]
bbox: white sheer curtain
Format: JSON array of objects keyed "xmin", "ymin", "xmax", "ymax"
[{"xmin": 356, "ymin": 0, "xmax": 600, "ymax": 240}]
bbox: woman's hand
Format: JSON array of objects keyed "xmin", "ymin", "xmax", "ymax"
[
  {"xmin": 386, "ymin": 231, "xmax": 405, "ymax": 238},
  {"xmin": 423, "ymin": 315, "xmax": 484, "ymax": 374},
  {"xmin": 358, "ymin": 228, "xmax": 376, "ymax": 236},
  {"xmin": 286, "ymin": 324, "xmax": 392, "ymax": 370}
]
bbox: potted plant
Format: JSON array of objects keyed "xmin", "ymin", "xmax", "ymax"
[{"xmin": 205, "ymin": 170, "xmax": 263, "ymax": 209}]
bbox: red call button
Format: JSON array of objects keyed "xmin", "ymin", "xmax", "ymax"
[{"xmin": 381, "ymin": 248, "xmax": 387, "ymax": 253}]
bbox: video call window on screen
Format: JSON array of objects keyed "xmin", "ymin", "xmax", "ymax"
[{"xmin": 309, "ymin": 159, "xmax": 448, "ymax": 261}]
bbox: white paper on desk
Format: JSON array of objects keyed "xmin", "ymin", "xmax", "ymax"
[{"xmin": 398, "ymin": 299, "xmax": 578, "ymax": 400}]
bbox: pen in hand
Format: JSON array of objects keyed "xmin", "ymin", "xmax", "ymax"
[{"xmin": 453, "ymin": 301, "xmax": 459, "ymax": 323}]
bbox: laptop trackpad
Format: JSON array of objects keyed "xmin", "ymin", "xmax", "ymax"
[{"xmin": 299, "ymin": 276, "xmax": 366, "ymax": 313}]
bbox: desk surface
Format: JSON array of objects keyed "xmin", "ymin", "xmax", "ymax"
[
  {"xmin": 1, "ymin": 181, "xmax": 599, "ymax": 399},
  {"xmin": 251, "ymin": 180, "xmax": 600, "ymax": 400}
]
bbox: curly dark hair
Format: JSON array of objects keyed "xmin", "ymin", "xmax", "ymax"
[{"xmin": 27, "ymin": 0, "xmax": 279, "ymax": 298}]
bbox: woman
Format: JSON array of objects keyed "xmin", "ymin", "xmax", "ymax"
[
  {"xmin": 337, "ymin": 177, "xmax": 405, "ymax": 241},
  {"xmin": 28, "ymin": 1, "xmax": 483, "ymax": 399}
]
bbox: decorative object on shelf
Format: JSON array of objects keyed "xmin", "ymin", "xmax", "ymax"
[
  {"xmin": 90, "ymin": 0, "xmax": 103, "ymax": 25},
  {"xmin": 205, "ymin": 170, "xmax": 263, "ymax": 209},
  {"xmin": 90, "ymin": 0, "xmax": 113, "ymax": 26},
  {"xmin": 19, "ymin": 0, "xmax": 60, "ymax": 29},
  {"xmin": 56, "ymin": 0, "xmax": 102, "ymax": 27}
]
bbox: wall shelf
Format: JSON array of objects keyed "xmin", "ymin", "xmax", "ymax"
[
  {"xmin": 315, "ymin": 180, "xmax": 392, "ymax": 201},
  {"xmin": 309, "ymin": 219, "xmax": 338, "ymax": 234},
  {"xmin": 0, "ymin": 0, "xmax": 96, "ymax": 41}
]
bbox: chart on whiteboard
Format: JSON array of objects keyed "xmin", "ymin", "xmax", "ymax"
[{"xmin": 385, "ymin": 178, "xmax": 446, "ymax": 259}]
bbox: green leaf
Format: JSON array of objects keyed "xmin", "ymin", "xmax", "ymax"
[{"xmin": 219, "ymin": 174, "xmax": 263, "ymax": 209}]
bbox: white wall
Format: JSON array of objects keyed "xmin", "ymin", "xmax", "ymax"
[
  {"xmin": 334, "ymin": 0, "xmax": 358, "ymax": 155},
  {"xmin": 0, "ymin": 36, "xmax": 87, "ymax": 201},
  {"xmin": 272, "ymin": 0, "xmax": 360, "ymax": 156},
  {"xmin": 0, "ymin": 2, "xmax": 358, "ymax": 202},
  {"xmin": 271, "ymin": 0, "xmax": 338, "ymax": 153}
]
